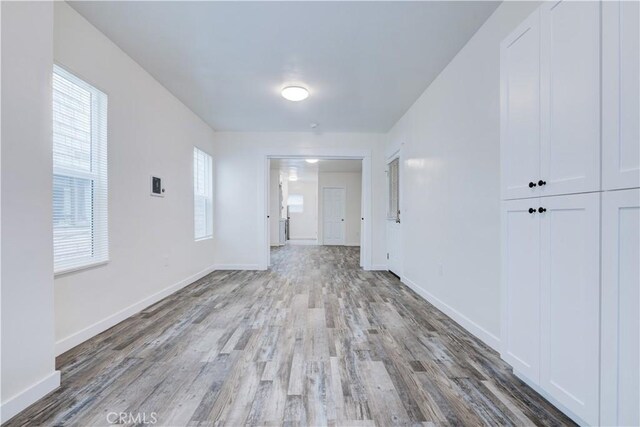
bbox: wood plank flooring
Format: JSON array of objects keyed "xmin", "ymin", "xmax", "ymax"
[{"xmin": 5, "ymin": 246, "xmax": 574, "ymax": 426}]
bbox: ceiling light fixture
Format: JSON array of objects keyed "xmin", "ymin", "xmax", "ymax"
[
  {"xmin": 305, "ymin": 159, "xmax": 319, "ymax": 164},
  {"xmin": 289, "ymin": 175, "xmax": 298, "ymax": 182},
  {"xmin": 281, "ymin": 86, "xmax": 309, "ymax": 102}
]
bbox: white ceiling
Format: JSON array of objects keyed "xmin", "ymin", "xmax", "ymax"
[
  {"xmin": 69, "ymin": 1, "xmax": 500, "ymax": 132},
  {"xmin": 271, "ymin": 158, "xmax": 362, "ymax": 181}
]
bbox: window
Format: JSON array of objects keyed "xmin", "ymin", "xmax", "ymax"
[
  {"xmin": 53, "ymin": 65, "xmax": 108, "ymax": 273},
  {"xmin": 388, "ymin": 157, "xmax": 400, "ymax": 222},
  {"xmin": 287, "ymin": 194, "xmax": 304, "ymax": 213},
  {"xmin": 193, "ymin": 147, "xmax": 213, "ymax": 240}
]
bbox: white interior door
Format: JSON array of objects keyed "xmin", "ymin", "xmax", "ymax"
[
  {"xmin": 501, "ymin": 198, "xmax": 541, "ymax": 383},
  {"xmin": 500, "ymin": 9, "xmax": 541, "ymax": 200},
  {"xmin": 540, "ymin": 0, "xmax": 601, "ymax": 197},
  {"xmin": 601, "ymin": 188, "xmax": 640, "ymax": 427},
  {"xmin": 323, "ymin": 187, "xmax": 345, "ymax": 245},
  {"xmin": 539, "ymin": 192, "xmax": 600, "ymax": 425}
]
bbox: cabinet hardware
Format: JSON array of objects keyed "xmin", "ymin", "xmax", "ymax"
[
  {"xmin": 529, "ymin": 182, "xmax": 537, "ymax": 188},
  {"xmin": 538, "ymin": 207, "xmax": 546, "ymax": 213},
  {"xmin": 538, "ymin": 180, "xmax": 547, "ymax": 186},
  {"xmin": 528, "ymin": 208, "xmax": 536, "ymax": 214}
]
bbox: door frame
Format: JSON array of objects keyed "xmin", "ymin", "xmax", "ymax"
[
  {"xmin": 321, "ymin": 186, "xmax": 346, "ymax": 245},
  {"xmin": 386, "ymin": 148, "xmax": 402, "ymax": 276},
  {"xmin": 260, "ymin": 148, "xmax": 372, "ymax": 270}
]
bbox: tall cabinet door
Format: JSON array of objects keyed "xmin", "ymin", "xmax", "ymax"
[
  {"xmin": 539, "ymin": 193, "xmax": 600, "ymax": 425},
  {"xmin": 602, "ymin": 1, "xmax": 640, "ymax": 191},
  {"xmin": 501, "ymin": 198, "xmax": 540, "ymax": 382},
  {"xmin": 500, "ymin": 10, "xmax": 541, "ymax": 200},
  {"xmin": 601, "ymin": 189, "xmax": 639, "ymax": 426},
  {"xmin": 540, "ymin": 1, "xmax": 601, "ymax": 197}
]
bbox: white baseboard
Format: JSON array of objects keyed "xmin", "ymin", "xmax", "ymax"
[
  {"xmin": 0, "ymin": 370, "xmax": 60, "ymax": 424},
  {"xmin": 54, "ymin": 264, "xmax": 217, "ymax": 356},
  {"xmin": 370, "ymin": 264, "xmax": 388, "ymax": 271},
  {"xmin": 401, "ymin": 275, "xmax": 500, "ymax": 351},
  {"xmin": 213, "ymin": 264, "xmax": 262, "ymax": 270}
]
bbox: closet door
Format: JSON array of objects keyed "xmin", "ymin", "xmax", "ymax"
[
  {"xmin": 602, "ymin": 1, "xmax": 640, "ymax": 191},
  {"xmin": 501, "ymin": 198, "xmax": 540, "ymax": 382},
  {"xmin": 601, "ymin": 189, "xmax": 640, "ymax": 426},
  {"xmin": 540, "ymin": 1, "xmax": 601, "ymax": 197},
  {"xmin": 539, "ymin": 192, "xmax": 600, "ymax": 425},
  {"xmin": 500, "ymin": 10, "xmax": 541, "ymax": 200}
]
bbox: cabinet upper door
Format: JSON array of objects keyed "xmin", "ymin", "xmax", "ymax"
[
  {"xmin": 501, "ymin": 10, "xmax": 541, "ymax": 200},
  {"xmin": 601, "ymin": 189, "xmax": 640, "ymax": 427},
  {"xmin": 539, "ymin": 192, "xmax": 600, "ymax": 425},
  {"xmin": 501, "ymin": 198, "xmax": 540, "ymax": 382},
  {"xmin": 603, "ymin": 1, "xmax": 640, "ymax": 191},
  {"xmin": 540, "ymin": 1, "xmax": 601, "ymax": 197}
]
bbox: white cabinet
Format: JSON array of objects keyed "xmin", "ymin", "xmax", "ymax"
[
  {"xmin": 500, "ymin": 11, "xmax": 541, "ymax": 200},
  {"xmin": 501, "ymin": 199, "xmax": 540, "ymax": 382},
  {"xmin": 501, "ymin": 194, "xmax": 600, "ymax": 425},
  {"xmin": 501, "ymin": 1, "xmax": 638, "ymax": 425},
  {"xmin": 539, "ymin": 193, "xmax": 600, "ymax": 426},
  {"xmin": 540, "ymin": 1, "xmax": 601, "ymax": 197},
  {"xmin": 602, "ymin": 1, "xmax": 640, "ymax": 191},
  {"xmin": 501, "ymin": 2, "xmax": 601, "ymax": 200},
  {"xmin": 601, "ymin": 189, "xmax": 640, "ymax": 426}
]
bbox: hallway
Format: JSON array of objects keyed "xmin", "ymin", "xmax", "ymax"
[{"xmin": 8, "ymin": 246, "xmax": 572, "ymax": 426}]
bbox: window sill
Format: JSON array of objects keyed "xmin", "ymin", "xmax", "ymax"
[
  {"xmin": 54, "ymin": 260, "xmax": 109, "ymax": 278},
  {"xmin": 195, "ymin": 236, "xmax": 213, "ymax": 242}
]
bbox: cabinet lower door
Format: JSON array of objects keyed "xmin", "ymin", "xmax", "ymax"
[
  {"xmin": 501, "ymin": 198, "xmax": 540, "ymax": 382},
  {"xmin": 601, "ymin": 189, "xmax": 640, "ymax": 426},
  {"xmin": 539, "ymin": 192, "xmax": 600, "ymax": 425},
  {"xmin": 540, "ymin": 1, "xmax": 601, "ymax": 196}
]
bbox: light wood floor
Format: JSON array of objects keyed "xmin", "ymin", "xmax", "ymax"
[{"xmin": 6, "ymin": 246, "xmax": 574, "ymax": 426}]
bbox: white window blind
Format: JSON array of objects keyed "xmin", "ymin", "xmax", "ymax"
[
  {"xmin": 388, "ymin": 158, "xmax": 400, "ymax": 221},
  {"xmin": 53, "ymin": 65, "xmax": 108, "ymax": 273},
  {"xmin": 194, "ymin": 147, "xmax": 213, "ymax": 240}
]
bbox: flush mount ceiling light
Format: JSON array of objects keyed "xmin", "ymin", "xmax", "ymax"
[
  {"xmin": 281, "ymin": 86, "xmax": 309, "ymax": 102},
  {"xmin": 289, "ymin": 175, "xmax": 298, "ymax": 182},
  {"xmin": 305, "ymin": 159, "xmax": 319, "ymax": 164}
]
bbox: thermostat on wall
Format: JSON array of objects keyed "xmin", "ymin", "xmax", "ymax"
[{"xmin": 151, "ymin": 176, "xmax": 165, "ymax": 197}]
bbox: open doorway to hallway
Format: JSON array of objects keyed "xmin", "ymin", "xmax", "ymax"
[{"xmin": 268, "ymin": 158, "xmax": 363, "ymax": 262}]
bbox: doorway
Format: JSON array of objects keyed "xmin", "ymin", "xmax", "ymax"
[{"xmin": 264, "ymin": 153, "xmax": 371, "ymax": 269}]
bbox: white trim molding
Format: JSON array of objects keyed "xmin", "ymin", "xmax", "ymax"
[
  {"xmin": 402, "ymin": 275, "xmax": 500, "ymax": 351},
  {"xmin": 0, "ymin": 371, "xmax": 61, "ymax": 424},
  {"xmin": 54, "ymin": 264, "xmax": 216, "ymax": 356},
  {"xmin": 212, "ymin": 264, "xmax": 263, "ymax": 270}
]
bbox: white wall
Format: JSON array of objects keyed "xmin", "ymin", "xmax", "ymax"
[
  {"xmin": 288, "ymin": 177, "xmax": 318, "ymax": 240},
  {"xmin": 1, "ymin": 2, "xmax": 60, "ymax": 422},
  {"xmin": 52, "ymin": 3, "xmax": 216, "ymax": 354},
  {"xmin": 385, "ymin": 1, "xmax": 540, "ymax": 349},
  {"xmin": 318, "ymin": 172, "xmax": 362, "ymax": 246},
  {"xmin": 213, "ymin": 132, "xmax": 386, "ymax": 269}
]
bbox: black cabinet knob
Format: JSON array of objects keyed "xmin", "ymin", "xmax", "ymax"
[
  {"xmin": 538, "ymin": 180, "xmax": 546, "ymax": 186},
  {"xmin": 528, "ymin": 208, "xmax": 536, "ymax": 214},
  {"xmin": 538, "ymin": 207, "xmax": 546, "ymax": 213},
  {"xmin": 529, "ymin": 182, "xmax": 537, "ymax": 188}
]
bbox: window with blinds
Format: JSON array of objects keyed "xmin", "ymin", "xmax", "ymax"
[
  {"xmin": 193, "ymin": 147, "xmax": 213, "ymax": 240},
  {"xmin": 388, "ymin": 157, "xmax": 400, "ymax": 222},
  {"xmin": 53, "ymin": 65, "xmax": 108, "ymax": 274}
]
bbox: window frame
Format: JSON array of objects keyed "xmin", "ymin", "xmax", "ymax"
[
  {"xmin": 53, "ymin": 65, "xmax": 109, "ymax": 275},
  {"xmin": 193, "ymin": 146, "xmax": 214, "ymax": 241}
]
